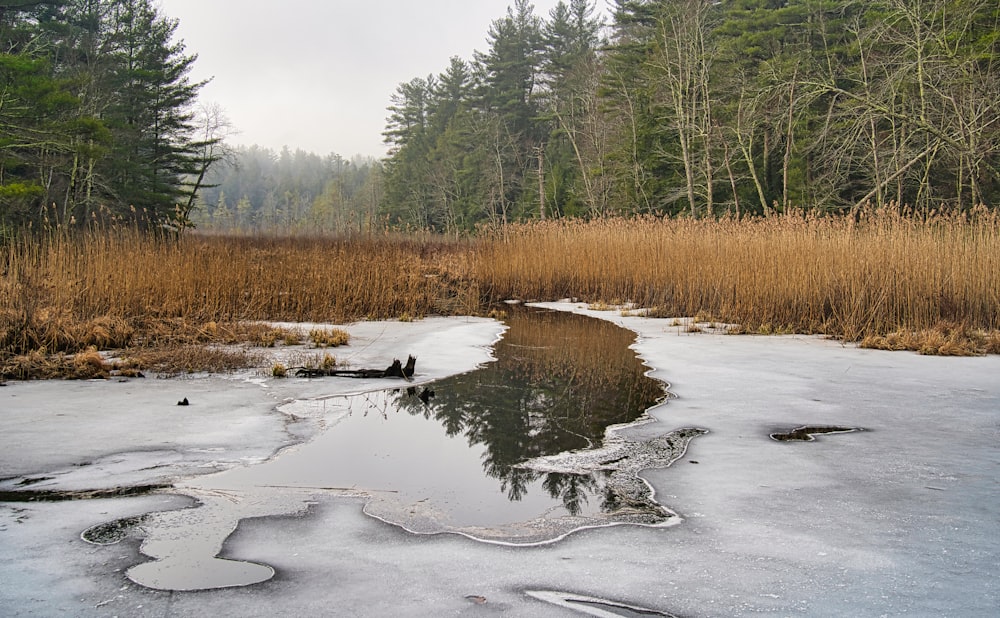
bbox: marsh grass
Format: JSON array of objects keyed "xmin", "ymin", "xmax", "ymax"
[
  {"xmin": 0, "ymin": 342, "xmax": 261, "ymax": 379},
  {"xmin": 2, "ymin": 207, "xmax": 999, "ymax": 378},
  {"xmin": 1, "ymin": 231, "xmax": 476, "ymax": 376},
  {"xmin": 475, "ymin": 207, "xmax": 1000, "ymax": 354}
]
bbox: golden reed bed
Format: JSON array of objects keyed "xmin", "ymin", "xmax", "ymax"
[
  {"xmin": 476, "ymin": 209, "xmax": 1000, "ymax": 354},
  {"xmin": 3, "ymin": 208, "xmax": 999, "ymax": 377}
]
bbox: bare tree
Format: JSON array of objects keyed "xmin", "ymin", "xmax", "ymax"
[
  {"xmin": 806, "ymin": 0, "xmax": 1000, "ymax": 212},
  {"xmin": 648, "ymin": 0, "xmax": 717, "ymax": 217},
  {"xmin": 179, "ymin": 102, "xmax": 235, "ymax": 230}
]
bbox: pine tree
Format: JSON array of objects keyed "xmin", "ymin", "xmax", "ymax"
[
  {"xmin": 0, "ymin": 0, "xmax": 212, "ymax": 231},
  {"xmin": 101, "ymin": 0, "xmax": 203, "ymax": 224},
  {"xmin": 474, "ymin": 0, "xmax": 545, "ymax": 221}
]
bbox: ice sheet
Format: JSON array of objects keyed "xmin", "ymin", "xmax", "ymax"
[{"xmin": 1, "ymin": 306, "xmax": 997, "ymax": 616}]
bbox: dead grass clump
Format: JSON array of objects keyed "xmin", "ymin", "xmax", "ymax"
[
  {"xmin": 73, "ymin": 348, "xmax": 108, "ymax": 377},
  {"xmin": 2, "ymin": 350, "xmax": 58, "ymax": 380},
  {"xmin": 239, "ymin": 323, "xmax": 302, "ymax": 347},
  {"xmin": 123, "ymin": 345, "xmax": 262, "ymax": 376},
  {"xmin": 0, "ymin": 315, "xmax": 300, "ymax": 378},
  {"xmin": 309, "ymin": 328, "xmax": 350, "ymax": 348},
  {"xmin": 136, "ymin": 319, "xmax": 299, "ymax": 348},
  {"xmin": 0, "ymin": 310, "xmax": 135, "ymax": 357},
  {"xmin": 281, "ymin": 329, "xmax": 302, "ymax": 346},
  {"xmin": 986, "ymin": 333, "xmax": 1000, "ymax": 355},
  {"xmin": 49, "ymin": 316, "xmax": 135, "ymax": 351},
  {"xmin": 644, "ymin": 307, "xmax": 679, "ymax": 319},
  {"xmin": 861, "ymin": 322, "xmax": 998, "ymax": 356},
  {"xmin": 1, "ymin": 347, "xmax": 115, "ymax": 380}
]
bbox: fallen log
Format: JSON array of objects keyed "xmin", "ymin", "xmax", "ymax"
[{"xmin": 294, "ymin": 355, "xmax": 415, "ymax": 380}]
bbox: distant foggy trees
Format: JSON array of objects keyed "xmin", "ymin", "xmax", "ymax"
[
  {"xmin": 0, "ymin": 0, "xmax": 216, "ymax": 234},
  {"xmin": 193, "ymin": 147, "xmax": 381, "ymax": 233},
  {"xmin": 380, "ymin": 0, "xmax": 1000, "ymax": 231}
]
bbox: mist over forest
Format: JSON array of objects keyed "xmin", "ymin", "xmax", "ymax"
[
  {"xmin": 191, "ymin": 148, "xmax": 381, "ymax": 232},
  {"xmin": 2, "ymin": 0, "xmax": 998, "ymax": 235}
]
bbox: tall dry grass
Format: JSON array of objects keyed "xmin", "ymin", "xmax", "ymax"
[
  {"xmin": 3, "ymin": 207, "xmax": 999, "ymax": 378},
  {"xmin": 474, "ymin": 208, "xmax": 1000, "ymax": 350},
  {"xmin": 1, "ymin": 231, "xmax": 476, "ymax": 366}
]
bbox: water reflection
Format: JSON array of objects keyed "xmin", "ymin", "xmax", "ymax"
[
  {"xmin": 174, "ymin": 306, "xmax": 674, "ymax": 546},
  {"xmin": 393, "ymin": 306, "xmax": 665, "ymax": 516},
  {"xmin": 120, "ymin": 307, "xmax": 683, "ymax": 590}
]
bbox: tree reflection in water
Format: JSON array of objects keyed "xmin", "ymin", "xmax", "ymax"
[{"xmin": 395, "ymin": 306, "xmax": 665, "ymax": 516}]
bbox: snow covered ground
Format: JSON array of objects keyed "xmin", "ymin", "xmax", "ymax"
[{"xmin": 1, "ymin": 304, "xmax": 997, "ymax": 616}]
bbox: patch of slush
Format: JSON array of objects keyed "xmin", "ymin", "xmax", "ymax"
[
  {"xmin": 81, "ymin": 514, "xmax": 148, "ymax": 545},
  {"xmin": 0, "ymin": 449, "xmax": 270, "ymax": 495},
  {"xmin": 0, "ymin": 484, "xmax": 168, "ymax": 503},
  {"xmin": 493, "ymin": 425, "xmax": 707, "ymax": 543}
]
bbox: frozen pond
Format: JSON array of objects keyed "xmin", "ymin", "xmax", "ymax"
[
  {"xmin": 203, "ymin": 308, "xmax": 672, "ymax": 535},
  {"xmin": 1, "ymin": 302, "xmax": 998, "ymax": 616},
  {"xmin": 114, "ymin": 307, "xmax": 697, "ymax": 590}
]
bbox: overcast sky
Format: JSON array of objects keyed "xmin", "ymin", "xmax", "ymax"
[{"xmin": 157, "ymin": 1, "xmax": 609, "ymax": 159}]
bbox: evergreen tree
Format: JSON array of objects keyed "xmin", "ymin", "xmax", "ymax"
[
  {"xmin": 474, "ymin": 0, "xmax": 546, "ymax": 222},
  {"xmin": 100, "ymin": 0, "xmax": 202, "ymax": 224},
  {"xmin": 0, "ymin": 0, "xmax": 213, "ymax": 231},
  {"xmin": 382, "ymin": 76, "xmax": 436, "ymax": 228}
]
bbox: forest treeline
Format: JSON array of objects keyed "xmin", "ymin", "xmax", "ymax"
[
  {"xmin": 379, "ymin": 0, "xmax": 999, "ymax": 231},
  {"xmin": 0, "ymin": 0, "xmax": 224, "ymax": 236},
  {"xmin": 2, "ymin": 0, "xmax": 998, "ymax": 236}
]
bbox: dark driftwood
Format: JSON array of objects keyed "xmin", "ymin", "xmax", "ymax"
[{"xmin": 295, "ymin": 355, "xmax": 415, "ymax": 380}]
